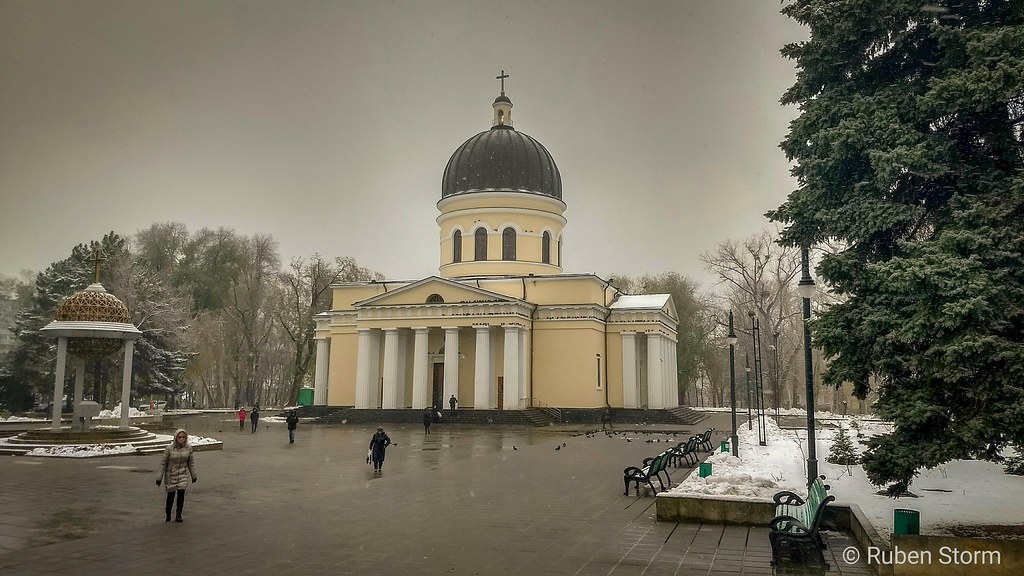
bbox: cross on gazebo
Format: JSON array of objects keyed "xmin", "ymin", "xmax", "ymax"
[
  {"xmin": 90, "ymin": 248, "xmax": 106, "ymax": 284},
  {"xmin": 496, "ymin": 70, "xmax": 509, "ymax": 94}
]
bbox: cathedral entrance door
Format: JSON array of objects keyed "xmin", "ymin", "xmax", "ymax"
[
  {"xmin": 432, "ymin": 363, "xmax": 444, "ymax": 408},
  {"xmin": 496, "ymin": 376, "xmax": 504, "ymax": 410}
]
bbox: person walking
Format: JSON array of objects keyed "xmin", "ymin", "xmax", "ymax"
[
  {"xmin": 250, "ymin": 406, "xmax": 260, "ymax": 433},
  {"xmin": 238, "ymin": 407, "xmax": 247, "ymax": 431},
  {"xmin": 286, "ymin": 410, "xmax": 299, "ymax": 444},
  {"xmin": 449, "ymin": 394, "xmax": 458, "ymax": 412},
  {"xmin": 368, "ymin": 426, "xmax": 391, "ymax": 473},
  {"xmin": 156, "ymin": 428, "xmax": 197, "ymax": 523},
  {"xmin": 423, "ymin": 408, "xmax": 432, "ymax": 434}
]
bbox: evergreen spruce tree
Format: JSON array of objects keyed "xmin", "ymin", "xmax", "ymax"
[
  {"xmin": 827, "ymin": 426, "xmax": 860, "ymax": 466},
  {"xmin": 769, "ymin": 1, "xmax": 1024, "ymax": 494}
]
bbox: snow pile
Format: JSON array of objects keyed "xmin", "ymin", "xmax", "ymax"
[
  {"xmin": 97, "ymin": 404, "xmax": 146, "ymax": 419},
  {"xmin": 0, "ymin": 415, "xmax": 48, "ymax": 422},
  {"xmin": 26, "ymin": 444, "xmax": 140, "ymax": 458},
  {"xmin": 674, "ymin": 418, "xmax": 807, "ymax": 499}
]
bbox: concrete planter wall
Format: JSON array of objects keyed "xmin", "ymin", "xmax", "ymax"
[{"xmin": 656, "ymin": 493, "xmax": 776, "ymax": 525}]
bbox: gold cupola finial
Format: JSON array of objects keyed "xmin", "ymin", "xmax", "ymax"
[{"xmin": 492, "ymin": 70, "xmax": 513, "ymax": 127}]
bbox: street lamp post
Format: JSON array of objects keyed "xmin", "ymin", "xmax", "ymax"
[
  {"xmin": 798, "ymin": 246, "xmax": 818, "ymax": 487},
  {"xmin": 727, "ymin": 311, "xmax": 738, "ymax": 457},
  {"xmin": 744, "ymin": 354, "xmax": 752, "ymax": 430},
  {"xmin": 772, "ymin": 331, "xmax": 780, "ymax": 422}
]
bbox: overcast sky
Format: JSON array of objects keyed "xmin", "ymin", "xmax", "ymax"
[{"xmin": 0, "ymin": 0, "xmax": 808, "ymax": 290}]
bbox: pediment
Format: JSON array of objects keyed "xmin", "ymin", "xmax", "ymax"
[{"xmin": 354, "ymin": 276, "xmax": 520, "ymax": 308}]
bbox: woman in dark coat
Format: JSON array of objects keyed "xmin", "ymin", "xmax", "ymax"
[
  {"xmin": 157, "ymin": 428, "xmax": 197, "ymax": 522},
  {"xmin": 250, "ymin": 406, "xmax": 260, "ymax": 433},
  {"xmin": 368, "ymin": 427, "xmax": 391, "ymax": 472}
]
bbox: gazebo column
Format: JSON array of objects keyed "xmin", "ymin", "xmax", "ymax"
[
  {"xmin": 50, "ymin": 337, "xmax": 68, "ymax": 431},
  {"xmin": 411, "ymin": 327, "xmax": 430, "ymax": 409},
  {"xmin": 72, "ymin": 358, "xmax": 86, "ymax": 430},
  {"xmin": 473, "ymin": 325, "xmax": 492, "ymax": 408},
  {"xmin": 443, "ymin": 327, "xmax": 459, "ymax": 405},
  {"xmin": 621, "ymin": 332, "xmax": 638, "ymax": 408},
  {"xmin": 119, "ymin": 340, "xmax": 135, "ymax": 430}
]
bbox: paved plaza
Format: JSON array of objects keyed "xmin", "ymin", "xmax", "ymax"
[{"xmin": 0, "ymin": 412, "xmax": 869, "ymax": 575}]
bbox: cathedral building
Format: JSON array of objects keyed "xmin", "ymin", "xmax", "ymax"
[{"xmin": 311, "ymin": 79, "xmax": 679, "ymax": 413}]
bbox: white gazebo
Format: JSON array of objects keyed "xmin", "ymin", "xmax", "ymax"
[{"xmin": 39, "ymin": 282, "xmax": 142, "ymax": 431}]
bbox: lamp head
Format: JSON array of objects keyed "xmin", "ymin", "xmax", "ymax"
[
  {"xmin": 726, "ymin": 310, "xmax": 737, "ymax": 346},
  {"xmin": 797, "ymin": 275, "xmax": 816, "ymax": 300}
]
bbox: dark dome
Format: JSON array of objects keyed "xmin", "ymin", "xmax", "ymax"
[{"xmin": 442, "ymin": 126, "xmax": 562, "ymax": 200}]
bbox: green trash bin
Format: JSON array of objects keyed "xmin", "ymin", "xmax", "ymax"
[
  {"xmin": 698, "ymin": 462, "xmax": 713, "ymax": 478},
  {"xmin": 720, "ymin": 440, "xmax": 729, "ymax": 453},
  {"xmin": 297, "ymin": 387, "xmax": 314, "ymax": 407},
  {"xmin": 893, "ymin": 509, "xmax": 920, "ymax": 535}
]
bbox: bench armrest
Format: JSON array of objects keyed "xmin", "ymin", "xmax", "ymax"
[
  {"xmin": 773, "ymin": 490, "xmax": 805, "ymax": 505},
  {"xmin": 769, "ymin": 514, "xmax": 810, "ymax": 535},
  {"xmin": 623, "ymin": 466, "xmax": 644, "ymax": 476}
]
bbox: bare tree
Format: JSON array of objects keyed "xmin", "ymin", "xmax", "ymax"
[
  {"xmin": 701, "ymin": 230, "xmax": 805, "ymax": 409},
  {"xmin": 275, "ymin": 255, "xmax": 381, "ymax": 406}
]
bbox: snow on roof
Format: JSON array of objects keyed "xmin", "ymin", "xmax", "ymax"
[{"xmin": 610, "ymin": 294, "xmax": 670, "ymax": 310}]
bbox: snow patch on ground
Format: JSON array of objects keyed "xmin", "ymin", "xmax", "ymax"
[{"xmin": 672, "ymin": 417, "xmax": 1024, "ymax": 539}]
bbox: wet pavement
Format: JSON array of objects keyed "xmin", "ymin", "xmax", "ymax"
[{"xmin": 0, "ymin": 412, "xmax": 870, "ymax": 575}]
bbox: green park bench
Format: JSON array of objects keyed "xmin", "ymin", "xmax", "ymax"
[
  {"xmin": 623, "ymin": 451, "xmax": 672, "ymax": 496},
  {"xmin": 769, "ymin": 475, "xmax": 835, "ymax": 568}
]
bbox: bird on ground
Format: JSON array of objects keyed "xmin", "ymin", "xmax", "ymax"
[
  {"xmin": 513, "ymin": 446, "xmax": 517, "ymax": 450},
  {"xmin": 555, "ymin": 445, "xmax": 561, "ymax": 451},
  {"xmin": 562, "ymin": 442, "xmax": 566, "ymax": 447}
]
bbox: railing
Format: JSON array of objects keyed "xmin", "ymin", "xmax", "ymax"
[{"xmin": 529, "ymin": 397, "xmax": 562, "ymax": 423}]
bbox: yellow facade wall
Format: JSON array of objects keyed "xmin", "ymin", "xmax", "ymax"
[
  {"xmin": 326, "ymin": 330, "xmax": 358, "ymax": 406},
  {"xmin": 531, "ymin": 320, "xmax": 607, "ymax": 408}
]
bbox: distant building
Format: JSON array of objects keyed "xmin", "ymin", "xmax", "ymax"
[{"xmin": 312, "ymin": 83, "xmax": 679, "ymax": 411}]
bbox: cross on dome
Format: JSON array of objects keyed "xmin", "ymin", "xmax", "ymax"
[
  {"xmin": 90, "ymin": 247, "xmax": 106, "ymax": 283},
  {"xmin": 496, "ymin": 70, "xmax": 509, "ymax": 94}
]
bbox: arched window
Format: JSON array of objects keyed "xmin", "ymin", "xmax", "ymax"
[
  {"xmin": 452, "ymin": 230, "xmax": 462, "ymax": 263},
  {"xmin": 474, "ymin": 228, "xmax": 488, "ymax": 261},
  {"xmin": 557, "ymin": 236, "xmax": 562, "ymax": 266},
  {"xmin": 502, "ymin": 227, "xmax": 516, "ymax": 261},
  {"xmin": 542, "ymin": 231, "xmax": 551, "ymax": 264},
  {"xmin": 426, "ymin": 293, "xmax": 444, "ymax": 304}
]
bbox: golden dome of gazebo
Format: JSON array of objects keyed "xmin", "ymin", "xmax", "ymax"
[{"xmin": 53, "ymin": 283, "xmax": 132, "ymax": 359}]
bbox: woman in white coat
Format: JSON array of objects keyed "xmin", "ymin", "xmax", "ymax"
[{"xmin": 157, "ymin": 428, "xmax": 197, "ymax": 522}]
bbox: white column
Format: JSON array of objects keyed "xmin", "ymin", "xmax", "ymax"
[
  {"xmin": 412, "ymin": 327, "xmax": 430, "ymax": 409},
  {"xmin": 382, "ymin": 329, "xmax": 401, "ymax": 409},
  {"xmin": 355, "ymin": 329, "xmax": 372, "ymax": 408},
  {"xmin": 474, "ymin": 325, "xmax": 491, "ymax": 408},
  {"xmin": 443, "ymin": 328, "xmax": 459, "ymax": 405},
  {"xmin": 313, "ymin": 338, "xmax": 330, "ymax": 405},
  {"xmin": 399, "ymin": 331, "xmax": 410, "ymax": 406},
  {"xmin": 667, "ymin": 334, "xmax": 675, "ymax": 405},
  {"xmin": 489, "ymin": 329, "xmax": 498, "ymax": 408},
  {"xmin": 503, "ymin": 326, "xmax": 521, "ymax": 410},
  {"xmin": 647, "ymin": 333, "xmax": 664, "ymax": 409},
  {"xmin": 668, "ymin": 338, "xmax": 679, "ymax": 407},
  {"xmin": 518, "ymin": 328, "xmax": 528, "ymax": 409},
  {"xmin": 622, "ymin": 332, "xmax": 638, "ymax": 408},
  {"xmin": 72, "ymin": 358, "xmax": 86, "ymax": 430},
  {"xmin": 356, "ymin": 329, "xmax": 381, "ymax": 408},
  {"xmin": 50, "ymin": 337, "xmax": 68, "ymax": 431},
  {"xmin": 119, "ymin": 340, "xmax": 135, "ymax": 430}
]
